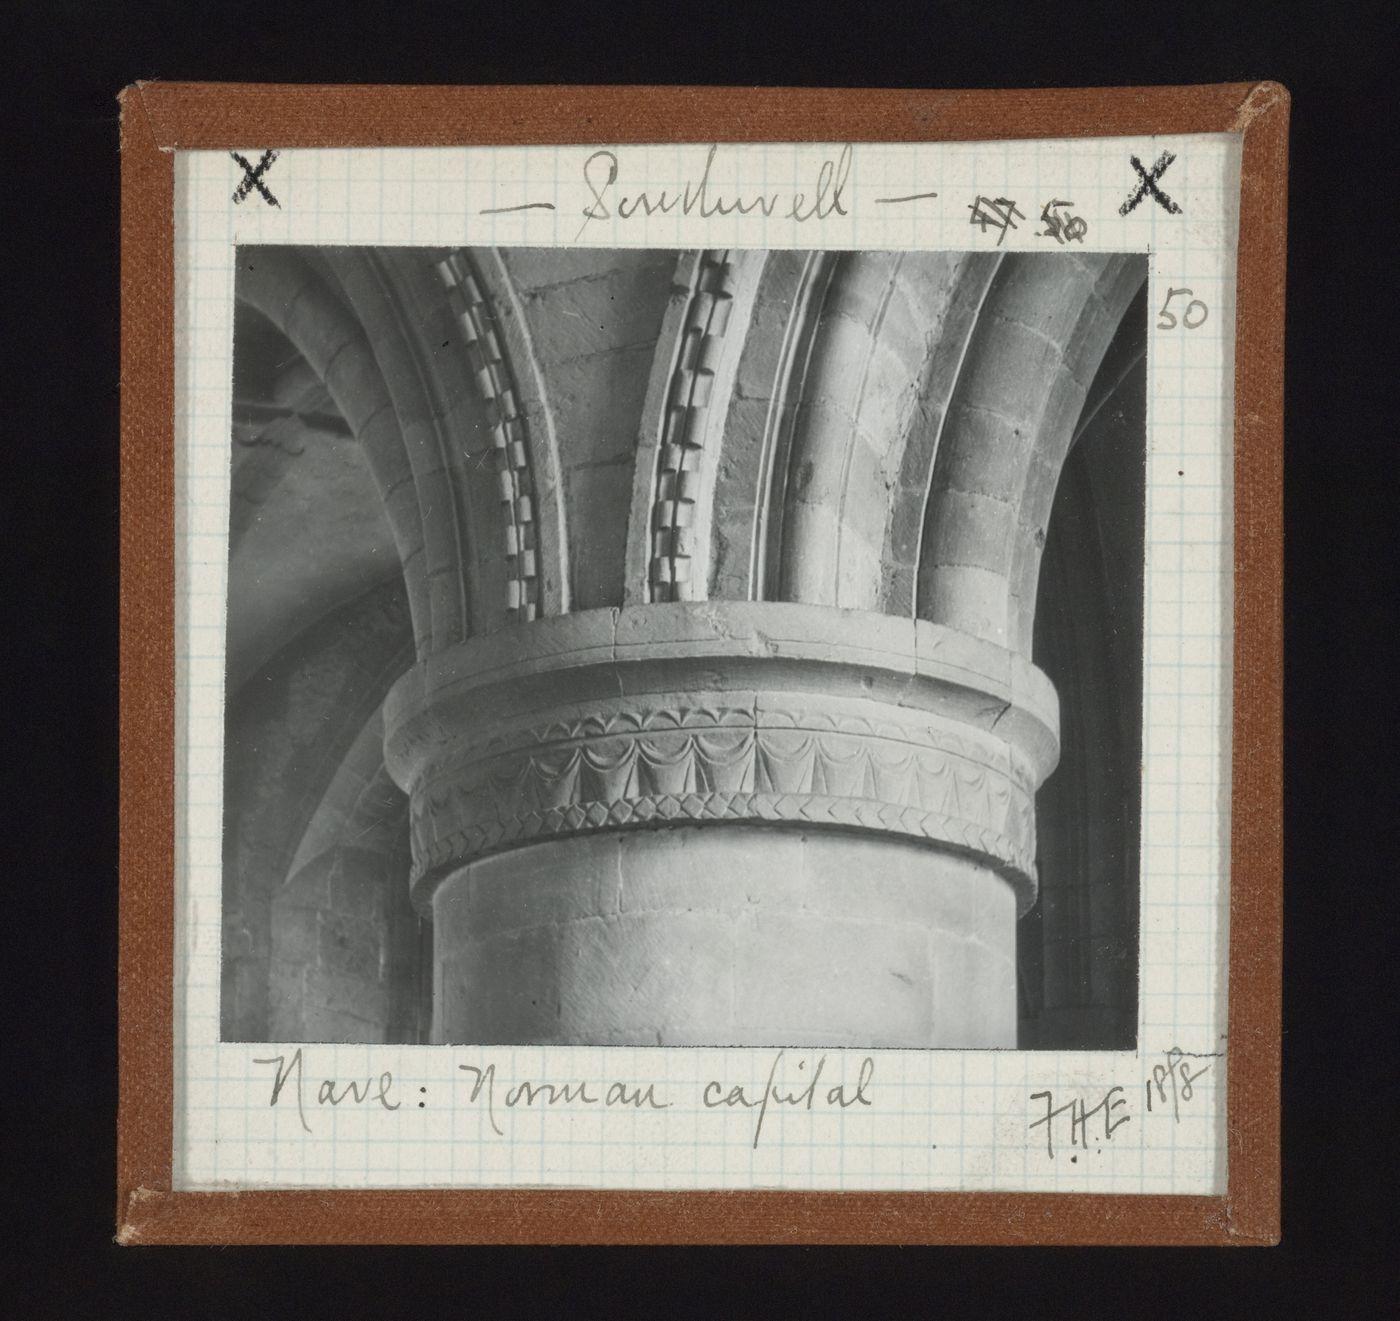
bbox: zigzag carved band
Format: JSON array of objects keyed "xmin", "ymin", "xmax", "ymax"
[
  {"xmin": 385, "ymin": 602, "xmax": 1060, "ymax": 915},
  {"xmin": 410, "ymin": 787, "xmax": 1037, "ymax": 915}
]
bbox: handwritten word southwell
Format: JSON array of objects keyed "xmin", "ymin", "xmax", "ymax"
[{"xmin": 578, "ymin": 144, "xmax": 852, "ymax": 237}]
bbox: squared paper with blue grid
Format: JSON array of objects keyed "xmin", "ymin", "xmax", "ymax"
[{"xmin": 171, "ymin": 136, "xmax": 1239, "ymax": 1194}]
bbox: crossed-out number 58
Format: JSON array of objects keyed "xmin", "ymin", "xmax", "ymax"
[{"xmin": 1157, "ymin": 287, "xmax": 1209, "ymax": 330}]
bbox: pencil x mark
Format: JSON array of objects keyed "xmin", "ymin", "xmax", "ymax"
[
  {"xmin": 231, "ymin": 150, "xmax": 281, "ymax": 208},
  {"xmin": 1119, "ymin": 151, "xmax": 1181, "ymax": 216}
]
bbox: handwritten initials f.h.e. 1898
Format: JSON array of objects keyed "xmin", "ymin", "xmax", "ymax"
[{"xmin": 1027, "ymin": 1046, "xmax": 1222, "ymax": 1161}]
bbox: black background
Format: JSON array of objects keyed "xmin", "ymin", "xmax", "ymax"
[{"xmin": 5, "ymin": 0, "xmax": 1395, "ymax": 1314}]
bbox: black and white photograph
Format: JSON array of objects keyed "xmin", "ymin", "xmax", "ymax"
[{"xmin": 221, "ymin": 243, "xmax": 1147, "ymax": 1054}]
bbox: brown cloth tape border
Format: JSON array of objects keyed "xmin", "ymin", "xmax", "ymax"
[{"xmin": 118, "ymin": 81, "xmax": 1286, "ymax": 1245}]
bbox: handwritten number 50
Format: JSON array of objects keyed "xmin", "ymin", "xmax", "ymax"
[{"xmin": 1158, "ymin": 287, "xmax": 1209, "ymax": 330}]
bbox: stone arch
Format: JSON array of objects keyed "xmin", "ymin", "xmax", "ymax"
[
  {"xmin": 249, "ymin": 246, "xmax": 573, "ymax": 654},
  {"xmin": 317, "ymin": 248, "xmax": 482, "ymax": 652},
  {"xmin": 776, "ymin": 250, "xmax": 961, "ymax": 608},
  {"xmin": 434, "ymin": 248, "xmax": 571, "ymax": 625},
  {"xmin": 704, "ymin": 250, "xmax": 1005, "ymax": 611},
  {"xmin": 626, "ymin": 249, "xmax": 768, "ymax": 603},
  {"xmin": 707, "ymin": 249, "xmax": 837, "ymax": 601},
  {"xmin": 234, "ymin": 248, "xmax": 430, "ymax": 656},
  {"xmin": 492, "ymin": 247, "xmax": 679, "ymax": 611},
  {"xmin": 915, "ymin": 253, "xmax": 1147, "ymax": 656}
]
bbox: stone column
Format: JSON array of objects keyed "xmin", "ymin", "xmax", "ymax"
[{"xmin": 384, "ymin": 601, "xmax": 1058, "ymax": 1049}]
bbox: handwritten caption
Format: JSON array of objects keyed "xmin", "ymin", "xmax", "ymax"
[
  {"xmin": 254, "ymin": 1047, "xmax": 872, "ymax": 1149},
  {"xmin": 570, "ymin": 143, "xmax": 1097, "ymax": 245},
  {"xmin": 252, "ymin": 1043, "xmax": 1220, "ymax": 1159}
]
